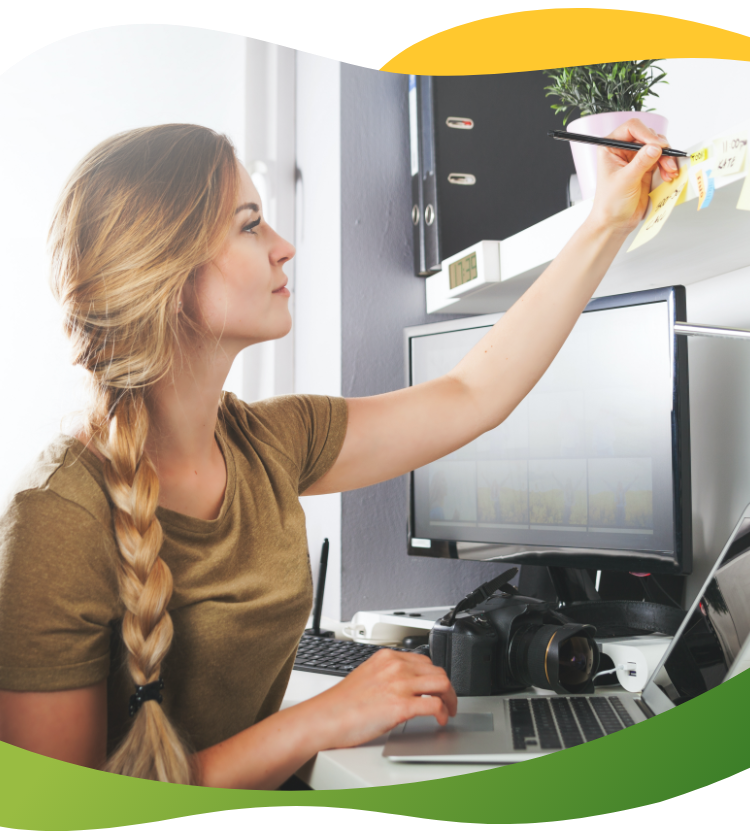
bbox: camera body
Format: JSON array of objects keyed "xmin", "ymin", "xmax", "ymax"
[{"xmin": 429, "ymin": 592, "xmax": 600, "ymax": 697}]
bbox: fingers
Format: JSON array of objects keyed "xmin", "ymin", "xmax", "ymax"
[
  {"xmin": 369, "ymin": 647, "xmax": 434, "ymax": 668},
  {"xmin": 654, "ymin": 135, "xmax": 681, "ymax": 181},
  {"xmin": 317, "ymin": 649, "xmax": 461, "ymax": 749},
  {"xmin": 406, "ymin": 695, "xmax": 452, "ymax": 726},
  {"xmin": 410, "ymin": 671, "xmax": 458, "ymax": 714},
  {"xmin": 607, "ymin": 117, "xmax": 665, "ymax": 147},
  {"xmin": 605, "ymin": 118, "xmax": 680, "ymax": 181},
  {"xmin": 628, "ymin": 142, "xmax": 666, "ymax": 177},
  {"xmin": 364, "ymin": 649, "xmax": 458, "ymax": 719}
]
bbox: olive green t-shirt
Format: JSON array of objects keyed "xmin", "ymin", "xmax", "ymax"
[{"xmin": 0, "ymin": 392, "xmax": 347, "ymax": 754}]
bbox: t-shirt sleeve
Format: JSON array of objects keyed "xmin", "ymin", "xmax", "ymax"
[
  {"xmin": 0, "ymin": 490, "xmax": 121, "ymax": 691},
  {"xmin": 224, "ymin": 393, "xmax": 348, "ymax": 494}
]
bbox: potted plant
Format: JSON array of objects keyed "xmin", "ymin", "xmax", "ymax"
[{"xmin": 544, "ymin": 61, "xmax": 669, "ymax": 200}]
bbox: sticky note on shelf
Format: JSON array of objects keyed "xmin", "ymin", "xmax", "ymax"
[
  {"xmin": 696, "ymin": 168, "xmax": 714, "ymax": 212},
  {"xmin": 738, "ymin": 179, "xmax": 750, "ymax": 210},
  {"xmin": 737, "ymin": 165, "xmax": 750, "ymax": 211},
  {"xmin": 690, "ymin": 148, "xmax": 710, "ymax": 166},
  {"xmin": 713, "ymin": 131, "xmax": 748, "ymax": 178},
  {"xmin": 628, "ymin": 167, "xmax": 689, "ymax": 252},
  {"xmin": 691, "ymin": 164, "xmax": 715, "ymax": 210}
]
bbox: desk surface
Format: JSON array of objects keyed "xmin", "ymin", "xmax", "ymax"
[
  {"xmin": 282, "ymin": 670, "xmax": 500, "ymax": 789},
  {"xmin": 287, "ymin": 618, "xmax": 490, "ymax": 787}
]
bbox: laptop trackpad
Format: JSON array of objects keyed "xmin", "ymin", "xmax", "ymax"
[{"xmin": 402, "ymin": 713, "xmax": 494, "ymax": 734}]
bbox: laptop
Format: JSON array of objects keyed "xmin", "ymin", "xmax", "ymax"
[{"xmin": 383, "ymin": 503, "xmax": 750, "ymax": 763}]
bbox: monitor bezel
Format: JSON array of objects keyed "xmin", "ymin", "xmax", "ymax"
[{"xmin": 405, "ymin": 285, "xmax": 692, "ymax": 575}]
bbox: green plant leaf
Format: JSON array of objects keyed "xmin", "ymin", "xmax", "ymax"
[{"xmin": 545, "ymin": 61, "xmax": 668, "ymax": 122}]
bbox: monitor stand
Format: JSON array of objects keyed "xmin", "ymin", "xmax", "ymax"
[
  {"xmin": 543, "ymin": 565, "xmax": 685, "ymax": 608},
  {"xmin": 547, "ymin": 566, "xmax": 600, "ymax": 606}
]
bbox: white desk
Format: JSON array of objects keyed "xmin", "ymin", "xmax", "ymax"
[
  {"xmin": 282, "ymin": 670, "xmax": 500, "ymax": 789},
  {"xmin": 286, "ymin": 615, "xmax": 504, "ymax": 787}
]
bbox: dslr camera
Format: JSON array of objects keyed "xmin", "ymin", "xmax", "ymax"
[{"xmin": 429, "ymin": 568, "xmax": 600, "ymax": 696}]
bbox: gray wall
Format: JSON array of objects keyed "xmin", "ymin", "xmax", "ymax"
[{"xmin": 339, "ymin": 64, "xmax": 504, "ymax": 619}]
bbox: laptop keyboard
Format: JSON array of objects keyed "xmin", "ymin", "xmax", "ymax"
[
  {"xmin": 294, "ymin": 637, "xmax": 639, "ymax": 744},
  {"xmin": 292, "ymin": 633, "xmax": 415, "ymax": 676},
  {"xmin": 511, "ymin": 696, "xmax": 636, "ymax": 750}
]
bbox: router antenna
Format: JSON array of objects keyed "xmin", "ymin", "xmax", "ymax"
[{"xmin": 307, "ymin": 538, "xmax": 334, "ymax": 638}]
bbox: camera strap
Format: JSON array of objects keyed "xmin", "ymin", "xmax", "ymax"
[
  {"xmin": 442, "ymin": 567, "xmax": 519, "ymax": 625},
  {"xmin": 556, "ymin": 600, "xmax": 686, "ymax": 638}
]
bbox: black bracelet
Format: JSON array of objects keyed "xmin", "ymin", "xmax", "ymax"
[{"xmin": 128, "ymin": 678, "xmax": 164, "ymax": 717}]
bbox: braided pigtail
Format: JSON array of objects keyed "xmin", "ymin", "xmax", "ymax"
[
  {"xmin": 93, "ymin": 392, "xmax": 193, "ymax": 783},
  {"xmin": 48, "ymin": 124, "xmax": 240, "ymax": 783}
]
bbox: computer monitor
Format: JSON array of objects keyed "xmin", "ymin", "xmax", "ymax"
[{"xmin": 405, "ymin": 286, "xmax": 691, "ymax": 575}]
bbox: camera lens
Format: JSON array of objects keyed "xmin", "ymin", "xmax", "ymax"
[
  {"xmin": 557, "ymin": 635, "xmax": 595, "ymax": 687},
  {"xmin": 509, "ymin": 622, "xmax": 599, "ymax": 694}
]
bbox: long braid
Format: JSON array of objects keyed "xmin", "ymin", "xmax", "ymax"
[
  {"xmin": 49, "ymin": 124, "xmax": 239, "ymax": 783},
  {"xmin": 92, "ymin": 392, "xmax": 193, "ymax": 783}
]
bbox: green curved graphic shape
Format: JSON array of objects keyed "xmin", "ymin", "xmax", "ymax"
[{"xmin": 1, "ymin": 669, "xmax": 749, "ymax": 830}]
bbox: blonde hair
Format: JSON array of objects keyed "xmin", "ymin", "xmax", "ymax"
[{"xmin": 48, "ymin": 124, "xmax": 240, "ymax": 783}]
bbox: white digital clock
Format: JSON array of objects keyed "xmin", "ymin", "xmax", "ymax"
[{"xmin": 426, "ymin": 240, "xmax": 502, "ymax": 314}]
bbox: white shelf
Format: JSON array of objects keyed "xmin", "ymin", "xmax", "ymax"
[{"xmin": 426, "ymin": 141, "xmax": 750, "ymax": 315}]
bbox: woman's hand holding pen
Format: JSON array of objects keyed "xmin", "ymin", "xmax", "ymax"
[{"xmin": 588, "ymin": 117, "xmax": 681, "ymax": 234}]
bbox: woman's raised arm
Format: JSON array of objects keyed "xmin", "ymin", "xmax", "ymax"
[{"xmin": 303, "ymin": 119, "xmax": 680, "ymax": 497}]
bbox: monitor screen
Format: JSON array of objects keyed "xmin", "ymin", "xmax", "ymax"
[{"xmin": 406, "ymin": 286, "xmax": 691, "ymax": 574}]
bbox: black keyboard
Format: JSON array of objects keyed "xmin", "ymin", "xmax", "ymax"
[
  {"xmin": 510, "ymin": 695, "xmax": 636, "ymax": 750},
  {"xmin": 293, "ymin": 633, "xmax": 416, "ymax": 676}
]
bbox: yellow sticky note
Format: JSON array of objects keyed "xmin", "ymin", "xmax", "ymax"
[
  {"xmin": 690, "ymin": 148, "xmax": 710, "ymax": 166},
  {"xmin": 628, "ymin": 168, "xmax": 689, "ymax": 252},
  {"xmin": 737, "ymin": 170, "xmax": 750, "ymax": 211},
  {"xmin": 713, "ymin": 131, "xmax": 748, "ymax": 178}
]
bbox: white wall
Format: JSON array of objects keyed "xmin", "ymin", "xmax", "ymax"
[
  {"xmin": 237, "ymin": 39, "xmax": 297, "ymax": 403},
  {"xmin": 649, "ymin": 59, "xmax": 750, "ymax": 149},
  {"xmin": 0, "ymin": 24, "xmax": 247, "ymax": 501},
  {"xmin": 294, "ymin": 52, "xmax": 343, "ymax": 621}
]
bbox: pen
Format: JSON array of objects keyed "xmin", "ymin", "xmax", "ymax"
[{"xmin": 548, "ymin": 129, "xmax": 688, "ymax": 158}]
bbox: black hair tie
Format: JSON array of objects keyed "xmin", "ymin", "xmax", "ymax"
[{"xmin": 128, "ymin": 678, "xmax": 164, "ymax": 717}]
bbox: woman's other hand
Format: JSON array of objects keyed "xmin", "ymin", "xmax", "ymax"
[
  {"xmin": 310, "ymin": 648, "xmax": 457, "ymax": 750},
  {"xmin": 197, "ymin": 647, "xmax": 456, "ymax": 789},
  {"xmin": 589, "ymin": 117, "xmax": 681, "ymax": 234}
]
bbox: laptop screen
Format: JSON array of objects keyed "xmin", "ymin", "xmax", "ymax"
[{"xmin": 646, "ymin": 511, "xmax": 750, "ymax": 709}]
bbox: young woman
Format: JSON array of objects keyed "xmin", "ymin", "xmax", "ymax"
[{"xmin": 0, "ymin": 120, "xmax": 678, "ymax": 788}]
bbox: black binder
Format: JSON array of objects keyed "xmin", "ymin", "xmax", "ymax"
[
  {"xmin": 410, "ymin": 76, "xmax": 442, "ymax": 276},
  {"xmin": 408, "ymin": 71, "xmax": 577, "ymax": 277},
  {"xmin": 419, "ymin": 76, "xmax": 441, "ymax": 275},
  {"xmin": 408, "ymin": 75, "xmax": 426, "ymax": 276}
]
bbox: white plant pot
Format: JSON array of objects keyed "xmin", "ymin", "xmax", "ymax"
[{"xmin": 567, "ymin": 112, "xmax": 669, "ymax": 200}]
